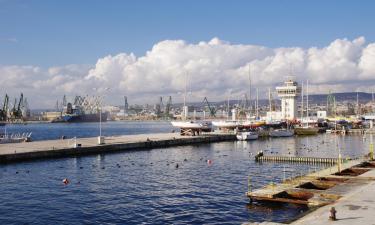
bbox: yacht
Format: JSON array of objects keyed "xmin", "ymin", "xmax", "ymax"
[
  {"xmin": 212, "ymin": 120, "xmax": 239, "ymax": 129},
  {"xmin": 236, "ymin": 131, "xmax": 258, "ymax": 140},
  {"xmin": 294, "ymin": 125, "xmax": 319, "ymax": 135},
  {"xmin": 269, "ymin": 128, "xmax": 294, "ymax": 137}
]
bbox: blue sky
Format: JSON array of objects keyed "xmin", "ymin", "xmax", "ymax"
[{"xmin": 1, "ymin": 0, "xmax": 374, "ymax": 67}]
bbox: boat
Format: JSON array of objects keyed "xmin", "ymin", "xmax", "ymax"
[
  {"xmin": 171, "ymin": 121, "xmax": 211, "ymax": 129},
  {"xmin": 56, "ymin": 112, "xmax": 108, "ymax": 123},
  {"xmin": 52, "ymin": 102, "xmax": 108, "ymax": 123},
  {"xmin": 171, "ymin": 72, "xmax": 213, "ymax": 134},
  {"xmin": 269, "ymin": 129, "xmax": 294, "ymax": 137},
  {"xmin": 294, "ymin": 126, "xmax": 319, "ymax": 135},
  {"xmin": 241, "ymin": 120, "xmax": 266, "ymax": 128},
  {"xmin": 212, "ymin": 120, "xmax": 239, "ymax": 129},
  {"xmin": 0, "ymin": 132, "xmax": 32, "ymax": 144},
  {"xmin": 295, "ymin": 80, "xmax": 319, "ymax": 135},
  {"xmin": 236, "ymin": 131, "xmax": 258, "ymax": 140}
]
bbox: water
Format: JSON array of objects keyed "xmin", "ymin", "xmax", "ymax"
[
  {"xmin": 2, "ymin": 121, "xmax": 174, "ymax": 141},
  {"xmin": 0, "ymin": 122, "xmax": 373, "ymax": 224}
]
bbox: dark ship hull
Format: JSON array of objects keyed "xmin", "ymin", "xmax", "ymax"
[{"xmin": 53, "ymin": 112, "xmax": 108, "ymax": 123}]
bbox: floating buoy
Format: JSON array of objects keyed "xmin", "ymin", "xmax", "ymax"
[
  {"xmin": 207, "ymin": 160, "xmax": 212, "ymax": 165},
  {"xmin": 62, "ymin": 178, "xmax": 69, "ymax": 185}
]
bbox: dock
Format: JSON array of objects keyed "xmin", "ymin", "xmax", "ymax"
[
  {"xmin": 255, "ymin": 155, "xmax": 353, "ymax": 164},
  {"xmin": 0, "ymin": 133, "xmax": 236, "ymax": 163},
  {"xmin": 244, "ymin": 160, "xmax": 375, "ymax": 225},
  {"xmin": 247, "ymin": 158, "xmax": 374, "ymax": 207}
]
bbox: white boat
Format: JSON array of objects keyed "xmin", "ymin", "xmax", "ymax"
[
  {"xmin": 171, "ymin": 121, "xmax": 211, "ymax": 129},
  {"xmin": 269, "ymin": 129, "xmax": 294, "ymax": 137},
  {"xmin": 236, "ymin": 131, "xmax": 258, "ymax": 140},
  {"xmin": 212, "ymin": 120, "xmax": 239, "ymax": 128},
  {"xmin": 0, "ymin": 132, "xmax": 32, "ymax": 144}
]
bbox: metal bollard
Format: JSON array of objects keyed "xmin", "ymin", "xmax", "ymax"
[{"xmin": 329, "ymin": 207, "xmax": 337, "ymax": 221}]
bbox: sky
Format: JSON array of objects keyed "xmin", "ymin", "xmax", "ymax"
[{"xmin": 1, "ymin": 0, "xmax": 375, "ymax": 108}]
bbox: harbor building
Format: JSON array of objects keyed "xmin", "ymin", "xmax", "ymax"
[{"xmin": 276, "ymin": 79, "xmax": 301, "ymax": 120}]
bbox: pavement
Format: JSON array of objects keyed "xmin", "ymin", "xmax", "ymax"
[{"xmin": 0, "ymin": 133, "xmax": 179, "ymax": 155}]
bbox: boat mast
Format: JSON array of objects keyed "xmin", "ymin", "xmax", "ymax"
[
  {"xmin": 301, "ymin": 81, "xmax": 304, "ymax": 121},
  {"xmin": 256, "ymin": 88, "xmax": 259, "ymax": 119},
  {"xmin": 306, "ymin": 80, "xmax": 309, "ymax": 126},
  {"xmin": 268, "ymin": 88, "xmax": 272, "ymax": 112},
  {"xmin": 227, "ymin": 93, "xmax": 230, "ymax": 120},
  {"xmin": 356, "ymin": 92, "xmax": 359, "ymax": 117},
  {"xmin": 182, "ymin": 72, "xmax": 188, "ymax": 120},
  {"xmin": 183, "ymin": 72, "xmax": 187, "ymax": 108},
  {"xmin": 248, "ymin": 65, "xmax": 252, "ymax": 116}
]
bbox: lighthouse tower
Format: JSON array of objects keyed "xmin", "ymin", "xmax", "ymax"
[{"xmin": 276, "ymin": 79, "xmax": 301, "ymax": 120}]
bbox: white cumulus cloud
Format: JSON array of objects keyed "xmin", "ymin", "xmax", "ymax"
[{"xmin": 1, "ymin": 36, "xmax": 375, "ymax": 108}]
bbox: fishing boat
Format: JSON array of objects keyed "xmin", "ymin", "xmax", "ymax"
[
  {"xmin": 269, "ymin": 128, "xmax": 294, "ymax": 137},
  {"xmin": 236, "ymin": 131, "xmax": 258, "ymax": 140}
]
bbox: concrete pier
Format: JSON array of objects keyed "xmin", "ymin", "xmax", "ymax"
[
  {"xmin": 0, "ymin": 133, "xmax": 236, "ymax": 163},
  {"xmin": 245, "ymin": 159, "xmax": 375, "ymax": 225}
]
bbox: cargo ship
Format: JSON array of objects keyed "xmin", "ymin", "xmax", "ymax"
[{"xmin": 52, "ymin": 102, "xmax": 108, "ymax": 123}]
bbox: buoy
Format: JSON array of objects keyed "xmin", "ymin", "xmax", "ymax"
[{"xmin": 62, "ymin": 178, "xmax": 69, "ymax": 185}]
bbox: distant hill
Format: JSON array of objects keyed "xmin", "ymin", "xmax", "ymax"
[
  {"xmin": 183, "ymin": 92, "xmax": 374, "ymax": 108},
  {"xmin": 307, "ymin": 92, "xmax": 373, "ymax": 105}
]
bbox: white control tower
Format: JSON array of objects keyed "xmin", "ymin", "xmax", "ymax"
[{"xmin": 276, "ymin": 79, "xmax": 301, "ymax": 120}]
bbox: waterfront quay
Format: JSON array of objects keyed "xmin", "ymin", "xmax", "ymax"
[
  {"xmin": 0, "ymin": 132, "xmax": 236, "ymax": 163},
  {"xmin": 245, "ymin": 159, "xmax": 375, "ymax": 225}
]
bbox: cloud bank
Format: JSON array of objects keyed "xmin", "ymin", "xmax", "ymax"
[{"xmin": 1, "ymin": 37, "xmax": 375, "ymax": 108}]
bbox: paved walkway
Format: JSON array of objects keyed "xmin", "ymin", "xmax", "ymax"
[{"xmin": 0, "ymin": 133, "xmax": 182, "ymax": 155}]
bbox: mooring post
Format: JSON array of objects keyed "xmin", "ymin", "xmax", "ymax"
[
  {"xmin": 329, "ymin": 207, "xmax": 337, "ymax": 221},
  {"xmin": 338, "ymin": 153, "xmax": 342, "ymax": 173},
  {"xmin": 370, "ymin": 143, "xmax": 374, "ymax": 161},
  {"xmin": 248, "ymin": 176, "xmax": 252, "ymax": 193}
]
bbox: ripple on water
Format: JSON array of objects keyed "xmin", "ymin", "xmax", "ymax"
[{"xmin": 0, "ymin": 133, "xmax": 372, "ymax": 224}]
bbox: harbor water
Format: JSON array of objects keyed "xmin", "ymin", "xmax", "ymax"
[{"xmin": 0, "ymin": 122, "xmax": 373, "ymax": 224}]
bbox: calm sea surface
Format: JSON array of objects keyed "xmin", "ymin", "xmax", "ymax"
[{"xmin": 0, "ymin": 122, "xmax": 373, "ymax": 224}]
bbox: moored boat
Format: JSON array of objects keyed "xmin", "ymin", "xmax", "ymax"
[
  {"xmin": 171, "ymin": 121, "xmax": 210, "ymax": 129},
  {"xmin": 212, "ymin": 120, "xmax": 239, "ymax": 129},
  {"xmin": 236, "ymin": 131, "xmax": 258, "ymax": 141},
  {"xmin": 269, "ymin": 129, "xmax": 294, "ymax": 137},
  {"xmin": 0, "ymin": 132, "xmax": 32, "ymax": 144},
  {"xmin": 294, "ymin": 126, "xmax": 319, "ymax": 135}
]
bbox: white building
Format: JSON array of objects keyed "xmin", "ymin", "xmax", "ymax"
[
  {"xmin": 276, "ymin": 80, "xmax": 301, "ymax": 120},
  {"xmin": 317, "ymin": 110, "xmax": 327, "ymax": 119}
]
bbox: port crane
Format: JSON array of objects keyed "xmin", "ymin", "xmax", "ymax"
[
  {"xmin": 203, "ymin": 97, "xmax": 217, "ymax": 117},
  {"xmin": 0, "ymin": 94, "xmax": 9, "ymax": 121},
  {"xmin": 10, "ymin": 93, "xmax": 24, "ymax": 121}
]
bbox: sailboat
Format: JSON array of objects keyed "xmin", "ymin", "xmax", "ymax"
[
  {"xmin": 295, "ymin": 80, "xmax": 319, "ymax": 135},
  {"xmin": 171, "ymin": 73, "xmax": 211, "ymax": 131},
  {"xmin": 269, "ymin": 128, "xmax": 294, "ymax": 137}
]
